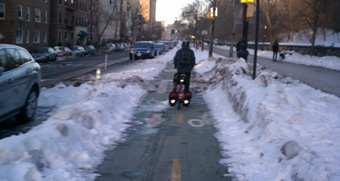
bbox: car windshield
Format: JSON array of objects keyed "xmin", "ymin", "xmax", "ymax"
[
  {"xmin": 35, "ymin": 48, "xmax": 48, "ymax": 53},
  {"xmin": 133, "ymin": 43, "xmax": 150, "ymax": 48},
  {"xmin": 154, "ymin": 44, "xmax": 162, "ymax": 48}
]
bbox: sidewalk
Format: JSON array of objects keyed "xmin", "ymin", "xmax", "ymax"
[
  {"xmin": 212, "ymin": 46, "xmax": 340, "ymax": 97},
  {"xmin": 95, "ymin": 64, "xmax": 231, "ymax": 180}
]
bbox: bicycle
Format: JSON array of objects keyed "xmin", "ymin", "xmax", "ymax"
[{"xmin": 169, "ymin": 73, "xmax": 192, "ymax": 110}]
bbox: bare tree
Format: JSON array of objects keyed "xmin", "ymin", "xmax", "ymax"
[
  {"xmin": 180, "ymin": 0, "xmax": 208, "ymax": 39},
  {"xmin": 92, "ymin": 0, "xmax": 120, "ymax": 47},
  {"xmin": 296, "ymin": 0, "xmax": 327, "ymax": 55}
]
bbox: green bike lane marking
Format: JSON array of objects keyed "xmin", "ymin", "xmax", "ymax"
[{"xmin": 95, "ymin": 66, "xmax": 231, "ymax": 181}]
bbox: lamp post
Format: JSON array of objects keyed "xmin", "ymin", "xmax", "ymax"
[
  {"xmin": 208, "ymin": 0, "xmax": 217, "ymax": 58},
  {"xmin": 252, "ymin": 0, "xmax": 260, "ymax": 80},
  {"xmin": 238, "ymin": 0, "xmax": 254, "ymax": 62}
]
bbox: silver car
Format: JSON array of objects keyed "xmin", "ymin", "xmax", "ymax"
[
  {"xmin": 31, "ymin": 47, "xmax": 57, "ymax": 62},
  {"xmin": 0, "ymin": 44, "xmax": 41, "ymax": 123}
]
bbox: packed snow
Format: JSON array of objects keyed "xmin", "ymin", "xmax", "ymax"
[
  {"xmin": 0, "ymin": 42, "xmax": 339, "ymax": 181},
  {"xmin": 215, "ymin": 45, "xmax": 340, "ymax": 71}
]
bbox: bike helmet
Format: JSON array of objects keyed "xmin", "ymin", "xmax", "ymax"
[{"xmin": 182, "ymin": 41, "xmax": 190, "ymax": 48}]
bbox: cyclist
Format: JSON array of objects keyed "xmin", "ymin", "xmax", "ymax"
[{"xmin": 169, "ymin": 41, "xmax": 196, "ymax": 106}]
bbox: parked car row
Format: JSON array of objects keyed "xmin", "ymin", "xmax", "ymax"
[
  {"xmin": 30, "ymin": 45, "xmax": 97, "ymax": 62},
  {"xmin": 104, "ymin": 43, "xmax": 131, "ymax": 52},
  {"xmin": 129, "ymin": 40, "xmax": 178, "ymax": 60}
]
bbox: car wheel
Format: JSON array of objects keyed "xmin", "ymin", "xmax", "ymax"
[{"xmin": 17, "ymin": 88, "xmax": 38, "ymax": 123}]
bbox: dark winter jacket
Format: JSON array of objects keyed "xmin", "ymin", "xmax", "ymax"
[
  {"xmin": 174, "ymin": 47, "xmax": 196, "ymax": 73},
  {"xmin": 272, "ymin": 41, "xmax": 279, "ymax": 52}
]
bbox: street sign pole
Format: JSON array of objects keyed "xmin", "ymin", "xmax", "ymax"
[{"xmin": 253, "ymin": 0, "xmax": 260, "ymax": 79}]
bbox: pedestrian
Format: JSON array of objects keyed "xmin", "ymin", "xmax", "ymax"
[{"xmin": 272, "ymin": 39, "xmax": 279, "ymax": 61}]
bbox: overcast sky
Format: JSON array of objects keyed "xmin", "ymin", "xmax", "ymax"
[{"xmin": 156, "ymin": 0, "xmax": 195, "ymax": 25}]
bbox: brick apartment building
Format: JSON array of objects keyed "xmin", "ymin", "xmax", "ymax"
[
  {"xmin": 0, "ymin": 0, "xmax": 93, "ymax": 52},
  {"xmin": 0, "ymin": 0, "xmax": 50, "ymax": 52},
  {"xmin": 50, "ymin": 0, "xmax": 92, "ymax": 47}
]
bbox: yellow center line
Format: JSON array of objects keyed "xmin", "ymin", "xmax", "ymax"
[
  {"xmin": 171, "ymin": 159, "xmax": 181, "ymax": 181},
  {"xmin": 178, "ymin": 114, "xmax": 184, "ymax": 123}
]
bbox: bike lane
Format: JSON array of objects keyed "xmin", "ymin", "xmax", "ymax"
[{"xmin": 95, "ymin": 65, "xmax": 231, "ymax": 181}]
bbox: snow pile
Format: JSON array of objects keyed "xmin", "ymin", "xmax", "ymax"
[
  {"xmin": 196, "ymin": 58, "xmax": 340, "ymax": 180},
  {"xmin": 0, "ymin": 57, "xmax": 171, "ymax": 180}
]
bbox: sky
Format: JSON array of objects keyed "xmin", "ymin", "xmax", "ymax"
[
  {"xmin": 0, "ymin": 41, "xmax": 340, "ymax": 180},
  {"xmin": 156, "ymin": 0, "xmax": 195, "ymax": 25}
]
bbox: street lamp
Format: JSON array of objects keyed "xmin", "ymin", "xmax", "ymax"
[
  {"xmin": 238, "ymin": 0, "xmax": 254, "ymax": 62},
  {"xmin": 208, "ymin": 1, "xmax": 218, "ymax": 58}
]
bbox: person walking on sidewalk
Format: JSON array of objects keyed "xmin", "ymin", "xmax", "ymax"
[{"xmin": 272, "ymin": 39, "xmax": 279, "ymax": 61}]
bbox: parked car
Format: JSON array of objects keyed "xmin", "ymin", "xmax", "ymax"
[
  {"xmin": 31, "ymin": 47, "xmax": 57, "ymax": 62},
  {"xmin": 154, "ymin": 43, "xmax": 164, "ymax": 56},
  {"xmin": 130, "ymin": 41, "xmax": 155, "ymax": 60},
  {"xmin": 70, "ymin": 45, "xmax": 86, "ymax": 57},
  {"xmin": 158, "ymin": 40, "xmax": 170, "ymax": 51},
  {"xmin": 106, "ymin": 44, "xmax": 117, "ymax": 52},
  {"xmin": 84, "ymin": 45, "xmax": 96, "ymax": 56},
  {"xmin": 0, "ymin": 44, "xmax": 41, "ymax": 123},
  {"xmin": 53, "ymin": 46, "xmax": 73, "ymax": 60},
  {"xmin": 115, "ymin": 43, "xmax": 124, "ymax": 51}
]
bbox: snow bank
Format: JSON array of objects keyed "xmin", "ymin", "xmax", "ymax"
[
  {"xmin": 196, "ymin": 58, "xmax": 340, "ymax": 180},
  {"xmin": 0, "ymin": 56, "xmax": 172, "ymax": 180}
]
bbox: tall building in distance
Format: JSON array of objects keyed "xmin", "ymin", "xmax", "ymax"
[
  {"xmin": 139, "ymin": 0, "xmax": 150, "ymax": 22},
  {"xmin": 139, "ymin": 0, "xmax": 156, "ymax": 26}
]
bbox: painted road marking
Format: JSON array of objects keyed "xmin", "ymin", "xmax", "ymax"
[
  {"xmin": 187, "ymin": 119, "xmax": 205, "ymax": 127},
  {"xmin": 178, "ymin": 114, "xmax": 184, "ymax": 123},
  {"xmin": 171, "ymin": 159, "xmax": 181, "ymax": 181}
]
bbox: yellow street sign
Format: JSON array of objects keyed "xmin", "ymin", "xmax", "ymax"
[{"xmin": 241, "ymin": 0, "xmax": 254, "ymax": 3}]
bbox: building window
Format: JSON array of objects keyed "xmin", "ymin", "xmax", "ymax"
[
  {"xmin": 34, "ymin": 30, "xmax": 40, "ymax": 43},
  {"xmin": 16, "ymin": 29, "xmax": 23, "ymax": 43},
  {"xmin": 26, "ymin": 30, "xmax": 29, "ymax": 43},
  {"xmin": 44, "ymin": 31, "xmax": 47, "ymax": 43},
  {"xmin": 64, "ymin": 0, "xmax": 68, "ymax": 7},
  {"xmin": 58, "ymin": 30, "xmax": 62, "ymax": 43},
  {"xmin": 64, "ymin": 31, "xmax": 68, "ymax": 42},
  {"xmin": 18, "ymin": 5, "xmax": 22, "ymax": 18},
  {"xmin": 35, "ymin": 8, "xmax": 41, "ymax": 22},
  {"xmin": 45, "ymin": 0, "xmax": 47, "ymax": 2},
  {"xmin": 27, "ymin": 7, "xmax": 30, "ymax": 21},
  {"xmin": 59, "ymin": 0, "xmax": 62, "ymax": 5},
  {"xmin": 64, "ymin": 13, "xmax": 68, "ymax": 24},
  {"xmin": 0, "ymin": 4, "xmax": 5, "ymax": 19},
  {"xmin": 59, "ymin": 13, "xmax": 62, "ymax": 23},
  {"xmin": 45, "ymin": 10, "xmax": 47, "ymax": 23},
  {"xmin": 70, "ymin": 32, "xmax": 74, "ymax": 42}
]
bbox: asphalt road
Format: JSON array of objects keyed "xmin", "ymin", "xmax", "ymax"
[
  {"xmin": 40, "ymin": 50, "xmax": 130, "ymax": 87},
  {"xmin": 95, "ymin": 65, "xmax": 231, "ymax": 181},
  {"xmin": 213, "ymin": 46, "xmax": 340, "ymax": 98}
]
